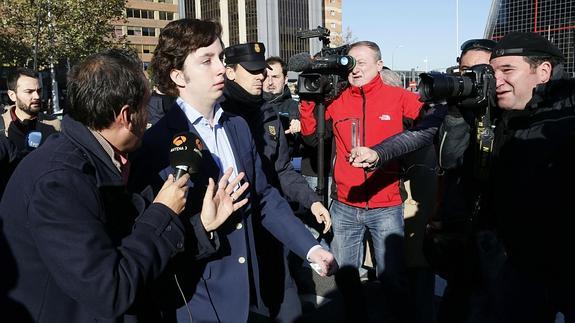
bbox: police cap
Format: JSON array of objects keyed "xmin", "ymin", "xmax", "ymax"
[{"xmin": 224, "ymin": 42, "xmax": 272, "ymax": 71}]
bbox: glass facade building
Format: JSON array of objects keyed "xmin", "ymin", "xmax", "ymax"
[
  {"xmin": 486, "ymin": 0, "xmax": 575, "ymax": 76},
  {"xmin": 278, "ymin": 0, "xmax": 310, "ymax": 59},
  {"xmin": 180, "ymin": 0, "xmax": 339, "ymax": 61}
]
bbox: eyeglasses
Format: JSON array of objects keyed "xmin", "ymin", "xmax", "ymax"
[{"xmin": 460, "ymin": 39, "xmax": 497, "ymax": 54}]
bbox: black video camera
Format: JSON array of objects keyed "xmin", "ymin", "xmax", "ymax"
[
  {"xmin": 291, "ymin": 27, "xmax": 355, "ymax": 101},
  {"xmin": 418, "ymin": 64, "xmax": 496, "ymax": 109}
]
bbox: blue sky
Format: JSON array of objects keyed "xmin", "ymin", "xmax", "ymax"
[{"xmin": 342, "ymin": 0, "xmax": 493, "ymax": 71}]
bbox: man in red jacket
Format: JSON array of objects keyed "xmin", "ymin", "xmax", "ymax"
[{"xmin": 300, "ymin": 40, "xmax": 423, "ymax": 321}]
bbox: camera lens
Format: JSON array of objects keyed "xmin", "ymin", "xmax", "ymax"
[
  {"xmin": 304, "ymin": 75, "xmax": 322, "ymax": 92},
  {"xmin": 419, "ymin": 72, "xmax": 475, "ymax": 102},
  {"xmin": 338, "ymin": 55, "xmax": 356, "ymax": 71}
]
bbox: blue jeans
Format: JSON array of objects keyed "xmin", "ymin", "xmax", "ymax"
[{"xmin": 330, "ymin": 200, "xmax": 409, "ymax": 320}]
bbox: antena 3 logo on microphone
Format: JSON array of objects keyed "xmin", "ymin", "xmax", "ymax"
[
  {"xmin": 170, "ymin": 135, "xmax": 188, "ymax": 153},
  {"xmin": 173, "ymin": 135, "xmax": 187, "ymax": 146}
]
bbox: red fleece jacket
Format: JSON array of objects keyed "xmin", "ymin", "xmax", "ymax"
[{"xmin": 300, "ymin": 76, "xmax": 422, "ymax": 208}]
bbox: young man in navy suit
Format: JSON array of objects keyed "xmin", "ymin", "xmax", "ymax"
[{"xmin": 129, "ymin": 18, "xmax": 337, "ymax": 322}]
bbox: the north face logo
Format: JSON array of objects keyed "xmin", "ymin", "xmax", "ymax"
[{"xmin": 379, "ymin": 114, "xmax": 391, "ymax": 121}]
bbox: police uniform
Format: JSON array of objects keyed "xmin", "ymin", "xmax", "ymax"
[{"xmin": 221, "ymin": 42, "xmax": 323, "ymax": 322}]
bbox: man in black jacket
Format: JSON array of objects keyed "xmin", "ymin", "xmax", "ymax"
[
  {"xmin": 263, "ymin": 56, "xmax": 301, "ymax": 149},
  {"xmin": 486, "ymin": 32, "xmax": 575, "ymax": 323},
  {"xmin": 0, "ymin": 48, "xmax": 240, "ymax": 323},
  {"xmin": 221, "ymin": 42, "xmax": 331, "ymax": 322},
  {"xmin": 0, "ymin": 68, "xmax": 60, "ymax": 198}
]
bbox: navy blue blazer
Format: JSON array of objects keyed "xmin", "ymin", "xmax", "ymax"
[{"xmin": 129, "ymin": 103, "xmax": 318, "ymax": 322}]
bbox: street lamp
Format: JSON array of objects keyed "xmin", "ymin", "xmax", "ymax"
[
  {"xmin": 391, "ymin": 45, "xmax": 404, "ymax": 70},
  {"xmin": 456, "ymin": 0, "xmax": 459, "ymax": 59}
]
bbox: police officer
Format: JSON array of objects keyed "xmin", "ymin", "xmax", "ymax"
[{"xmin": 221, "ymin": 42, "xmax": 331, "ymax": 322}]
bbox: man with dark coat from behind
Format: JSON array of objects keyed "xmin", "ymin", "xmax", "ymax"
[{"xmin": 0, "ymin": 48, "xmax": 235, "ymax": 323}]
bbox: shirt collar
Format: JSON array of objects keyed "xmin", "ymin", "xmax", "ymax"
[
  {"xmin": 89, "ymin": 129, "xmax": 121, "ymax": 172},
  {"xmin": 176, "ymin": 97, "xmax": 223, "ymax": 127}
]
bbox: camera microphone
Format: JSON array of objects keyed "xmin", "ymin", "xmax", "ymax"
[
  {"xmin": 169, "ymin": 132, "xmax": 203, "ymax": 180},
  {"xmin": 288, "ymin": 52, "xmax": 313, "ymax": 72}
]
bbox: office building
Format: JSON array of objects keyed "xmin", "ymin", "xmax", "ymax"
[
  {"xmin": 113, "ymin": 0, "xmax": 344, "ymax": 66},
  {"xmin": 112, "ymin": 0, "xmax": 180, "ymax": 67},
  {"xmin": 181, "ymin": 0, "xmax": 343, "ymax": 60},
  {"xmin": 324, "ymin": 0, "xmax": 342, "ymax": 46}
]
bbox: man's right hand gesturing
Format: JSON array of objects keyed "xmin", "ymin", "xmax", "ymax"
[{"xmin": 201, "ymin": 167, "xmax": 249, "ymax": 232}]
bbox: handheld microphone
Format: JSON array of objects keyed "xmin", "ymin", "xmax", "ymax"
[
  {"xmin": 169, "ymin": 132, "xmax": 203, "ymax": 180},
  {"xmin": 26, "ymin": 131, "xmax": 42, "ymax": 149}
]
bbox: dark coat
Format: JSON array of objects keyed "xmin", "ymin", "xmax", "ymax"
[
  {"xmin": 0, "ymin": 134, "xmax": 17, "ymax": 194},
  {"xmin": 489, "ymin": 77, "xmax": 575, "ymax": 279},
  {"xmin": 128, "ymin": 103, "xmax": 318, "ymax": 322},
  {"xmin": 146, "ymin": 92, "xmax": 176, "ymax": 127},
  {"xmin": 0, "ymin": 116, "xmax": 187, "ymax": 323},
  {"xmin": 222, "ymin": 83, "xmax": 321, "ymax": 318},
  {"xmin": 264, "ymin": 86, "xmax": 301, "ymax": 157},
  {"xmin": 0, "ymin": 107, "xmax": 60, "ymax": 198},
  {"xmin": 222, "ymin": 84, "xmax": 320, "ymax": 208},
  {"xmin": 264, "ymin": 85, "xmax": 300, "ymax": 122}
]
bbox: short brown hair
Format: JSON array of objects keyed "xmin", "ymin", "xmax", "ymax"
[
  {"xmin": 265, "ymin": 56, "xmax": 287, "ymax": 76},
  {"xmin": 151, "ymin": 19, "xmax": 222, "ymax": 96}
]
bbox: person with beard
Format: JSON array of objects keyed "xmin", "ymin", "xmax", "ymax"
[
  {"xmin": 0, "ymin": 68, "xmax": 60, "ymax": 197},
  {"xmin": 221, "ymin": 43, "xmax": 331, "ymax": 322},
  {"xmin": 263, "ymin": 56, "xmax": 301, "ymax": 155}
]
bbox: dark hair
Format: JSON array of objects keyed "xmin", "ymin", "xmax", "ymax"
[
  {"xmin": 457, "ymin": 39, "xmax": 495, "ymax": 64},
  {"xmin": 460, "ymin": 39, "xmax": 496, "ymax": 55},
  {"xmin": 7, "ymin": 68, "xmax": 38, "ymax": 91},
  {"xmin": 349, "ymin": 41, "xmax": 382, "ymax": 60},
  {"xmin": 523, "ymin": 55, "xmax": 563, "ymax": 70},
  {"xmin": 151, "ymin": 19, "xmax": 222, "ymax": 97},
  {"xmin": 66, "ymin": 48, "xmax": 148, "ymax": 130},
  {"xmin": 265, "ymin": 56, "xmax": 287, "ymax": 76}
]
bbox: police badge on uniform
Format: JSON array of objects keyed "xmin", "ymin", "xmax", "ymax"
[
  {"xmin": 268, "ymin": 125, "xmax": 277, "ymax": 140},
  {"xmin": 268, "ymin": 125, "xmax": 276, "ymax": 136}
]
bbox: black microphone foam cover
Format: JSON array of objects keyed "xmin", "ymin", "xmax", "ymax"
[
  {"xmin": 288, "ymin": 52, "xmax": 313, "ymax": 72},
  {"xmin": 169, "ymin": 132, "xmax": 203, "ymax": 178}
]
